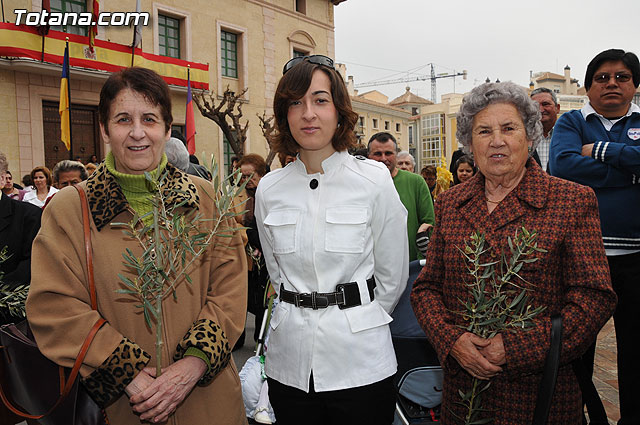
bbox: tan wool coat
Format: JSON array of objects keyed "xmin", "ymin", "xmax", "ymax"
[{"xmin": 26, "ymin": 163, "xmax": 248, "ymax": 425}]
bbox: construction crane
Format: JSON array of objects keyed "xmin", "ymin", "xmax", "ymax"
[{"xmin": 354, "ymin": 64, "xmax": 467, "ymax": 102}]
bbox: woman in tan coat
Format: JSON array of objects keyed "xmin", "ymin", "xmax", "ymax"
[{"xmin": 26, "ymin": 67, "xmax": 248, "ymax": 424}]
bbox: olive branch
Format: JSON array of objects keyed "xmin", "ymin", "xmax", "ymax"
[
  {"xmin": 453, "ymin": 227, "xmax": 547, "ymax": 425},
  {"xmin": 113, "ymin": 156, "xmax": 248, "ymax": 377},
  {"xmin": 0, "ymin": 246, "xmax": 29, "ymax": 321}
]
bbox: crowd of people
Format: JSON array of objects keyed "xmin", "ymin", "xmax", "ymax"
[{"xmin": 0, "ymin": 47, "xmax": 637, "ymax": 425}]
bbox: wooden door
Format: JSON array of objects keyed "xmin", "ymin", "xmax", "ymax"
[{"xmin": 43, "ymin": 101, "xmax": 100, "ymax": 170}]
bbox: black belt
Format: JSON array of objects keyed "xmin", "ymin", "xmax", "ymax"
[{"xmin": 280, "ymin": 277, "xmax": 376, "ymax": 310}]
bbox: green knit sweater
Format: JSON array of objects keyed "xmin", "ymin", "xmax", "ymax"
[{"xmin": 105, "ymin": 152, "xmax": 168, "ymax": 225}]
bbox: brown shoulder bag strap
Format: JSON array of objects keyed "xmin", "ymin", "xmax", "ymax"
[
  {"xmin": 76, "ymin": 185, "xmax": 98, "ymax": 310},
  {"xmin": 0, "ymin": 185, "xmax": 106, "ymax": 419}
]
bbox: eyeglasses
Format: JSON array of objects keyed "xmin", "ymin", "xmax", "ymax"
[
  {"xmin": 593, "ymin": 72, "xmax": 633, "ymax": 84},
  {"xmin": 282, "ymin": 55, "xmax": 334, "ymax": 75}
]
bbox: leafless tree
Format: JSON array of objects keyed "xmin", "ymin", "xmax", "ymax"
[
  {"xmin": 193, "ymin": 87, "xmax": 249, "ymax": 157},
  {"xmin": 258, "ymin": 111, "xmax": 277, "ymax": 166}
]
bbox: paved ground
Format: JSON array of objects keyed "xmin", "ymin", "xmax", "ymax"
[
  {"xmin": 592, "ymin": 318, "xmax": 620, "ymax": 424},
  {"xmin": 233, "ymin": 312, "xmax": 260, "ymax": 371}
]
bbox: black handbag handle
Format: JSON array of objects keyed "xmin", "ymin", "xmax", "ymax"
[{"xmin": 532, "ymin": 314, "xmax": 562, "ymax": 425}]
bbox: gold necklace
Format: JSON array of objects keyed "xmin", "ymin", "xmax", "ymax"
[{"xmin": 486, "ymin": 198, "xmax": 501, "ymax": 204}]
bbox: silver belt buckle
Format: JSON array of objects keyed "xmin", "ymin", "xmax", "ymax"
[{"xmin": 294, "ymin": 292, "xmax": 306, "ymax": 308}]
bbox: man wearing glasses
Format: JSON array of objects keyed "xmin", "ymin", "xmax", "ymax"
[{"xmin": 550, "ymin": 49, "xmax": 640, "ymax": 425}]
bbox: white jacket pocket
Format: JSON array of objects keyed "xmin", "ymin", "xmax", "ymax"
[
  {"xmin": 325, "ymin": 206, "xmax": 367, "ymax": 253},
  {"xmin": 263, "ymin": 209, "xmax": 300, "ymax": 254},
  {"xmin": 269, "ymin": 301, "xmax": 290, "ymax": 331},
  {"xmin": 344, "ymin": 300, "xmax": 393, "ymax": 333}
]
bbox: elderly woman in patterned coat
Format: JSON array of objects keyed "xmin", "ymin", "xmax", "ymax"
[
  {"xmin": 410, "ymin": 82, "xmax": 617, "ymax": 424},
  {"xmin": 26, "ymin": 67, "xmax": 247, "ymax": 424}
]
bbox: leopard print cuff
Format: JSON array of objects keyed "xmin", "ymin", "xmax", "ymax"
[
  {"xmin": 173, "ymin": 318, "xmax": 231, "ymax": 386},
  {"xmin": 81, "ymin": 337, "xmax": 151, "ymax": 407}
]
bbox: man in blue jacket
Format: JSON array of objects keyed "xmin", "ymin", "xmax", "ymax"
[{"xmin": 549, "ymin": 48, "xmax": 640, "ymax": 425}]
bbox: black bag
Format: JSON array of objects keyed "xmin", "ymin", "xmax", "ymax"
[
  {"xmin": 0, "ymin": 319, "xmax": 106, "ymax": 425},
  {"xmin": 0, "ymin": 185, "xmax": 107, "ymax": 425}
]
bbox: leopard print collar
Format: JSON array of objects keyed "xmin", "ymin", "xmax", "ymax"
[{"xmin": 86, "ymin": 162, "xmax": 200, "ymax": 231}]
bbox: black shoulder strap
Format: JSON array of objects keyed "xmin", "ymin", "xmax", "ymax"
[
  {"xmin": 573, "ymin": 355, "xmax": 608, "ymax": 424},
  {"xmin": 532, "ymin": 314, "xmax": 562, "ymax": 425}
]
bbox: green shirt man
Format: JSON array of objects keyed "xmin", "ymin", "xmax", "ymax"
[{"xmin": 368, "ymin": 132, "xmax": 435, "ymax": 261}]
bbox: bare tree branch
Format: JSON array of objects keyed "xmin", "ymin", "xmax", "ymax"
[
  {"xmin": 258, "ymin": 111, "xmax": 276, "ymax": 166},
  {"xmin": 193, "ymin": 86, "xmax": 249, "ymax": 157}
]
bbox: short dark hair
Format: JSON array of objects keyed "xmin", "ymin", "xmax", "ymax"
[
  {"xmin": 421, "ymin": 165, "xmax": 436, "ymax": 178},
  {"xmin": 237, "ymin": 153, "xmax": 267, "ymax": 177},
  {"xmin": 367, "ymin": 132, "xmax": 398, "ymax": 153},
  {"xmin": 530, "ymin": 87, "xmax": 558, "ymax": 105},
  {"xmin": 52, "ymin": 160, "xmax": 88, "ymax": 182},
  {"xmin": 31, "ymin": 165, "xmax": 53, "ymax": 188},
  {"xmin": 272, "ymin": 59, "xmax": 358, "ymax": 155},
  {"xmin": 99, "ymin": 67, "xmax": 173, "ymax": 135},
  {"xmin": 585, "ymin": 49, "xmax": 640, "ymax": 91}
]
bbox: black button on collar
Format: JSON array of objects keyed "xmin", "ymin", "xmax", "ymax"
[{"xmin": 310, "ymin": 179, "xmax": 318, "ymax": 189}]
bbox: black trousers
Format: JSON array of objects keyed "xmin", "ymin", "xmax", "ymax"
[
  {"xmin": 268, "ymin": 374, "xmax": 396, "ymax": 425},
  {"xmin": 608, "ymin": 252, "xmax": 640, "ymax": 425}
]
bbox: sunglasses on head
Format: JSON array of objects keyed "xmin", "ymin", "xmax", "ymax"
[{"xmin": 282, "ymin": 55, "xmax": 335, "ymax": 75}]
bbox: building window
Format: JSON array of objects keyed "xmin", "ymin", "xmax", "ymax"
[
  {"xmin": 421, "ymin": 113, "xmax": 444, "ymax": 137},
  {"xmin": 421, "ymin": 136, "xmax": 442, "ymax": 167},
  {"xmin": 171, "ymin": 124, "xmax": 185, "ymax": 139},
  {"xmin": 221, "ymin": 30, "xmax": 238, "ymax": 78},
  {"xmin": 634, "ymin": 93, "xmax": 640, "ymax": 106},
  {"xmin": 50, "ymin": 0, "xmax": 87, "ymax": 36},
  {"xmin": 396, "ymin": 123, "xmax": 401, "ymax": 132},
  {"xmin": 158, "ymin": 14, "xmax": 181, "ymax": 58},
  {"xmin": 288, "ymin": 30, "xmax": 316, "ymax": 60},
  {"xmin": 372, "ymin": 118, "xmax": 378, "ymax": 129},
  {"xmin": 358, "ymin": 116, "xmax": 365, "ymax": 128},
  {"xmin": 412, "ymin": 107, "xmax": 418, "ymax": 116},
  {"xmin": 384, "ymin": 121, "xmax": 390, "ymax": 130},
  {"xmin": 153, "ymin": 5, "xmax": 191, "ymax": 60},
  {"xmin": 408, "ymin": 126, "xmax": 413, "ymax": 146},
  {"xmin": 295, "ymin": 0, "xmax": 306, "ymax": 14}
]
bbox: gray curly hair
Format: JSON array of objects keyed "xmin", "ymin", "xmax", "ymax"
[{"xmin": 456, "ymin": 82, "xmax": 543, "ymax": 154}]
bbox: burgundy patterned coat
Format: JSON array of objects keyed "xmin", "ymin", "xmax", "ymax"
[{"xmin": 410, "ymin": 159, "xmax": 616, "ymax": 425}]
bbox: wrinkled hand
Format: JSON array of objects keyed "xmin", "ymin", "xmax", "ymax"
[
  {"xmin": 130, "ymin": 356, "xmax": 207, "ymax": 423},
  {"xmin": 451, "ymin": 332, "xmax": 503, "ymax": 380},
  {"xmin": 125, "ymin": 369, "xmax": 155, "ymax": 397},
  {"xmin": 581, "ymin": 143, "xmax": 594, "ymax": 157},
  {"xmin": 418, "ymin": 223, "xmax": 433, "ymax": 234},
  {"xmin": 477, "ymin": 334, "xmax": 506, "ymax": 366}
]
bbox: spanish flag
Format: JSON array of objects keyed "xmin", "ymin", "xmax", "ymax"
[
  {"xmin": 59, "ymin": 41, "xmax": 71, "ymax": 151},
  {"xmin": 186, "ymin": 67, "xmax": 196, "ymax": 155}
]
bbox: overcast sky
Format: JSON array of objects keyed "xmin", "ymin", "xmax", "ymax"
[{"xmin": 334, "ymin": 0, "xmax": 640, "ymax": 103}]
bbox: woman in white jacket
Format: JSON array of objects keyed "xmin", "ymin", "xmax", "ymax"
[{"xmin": 255, "ymin": 55, "xmax": 409, "ymax": 425}]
